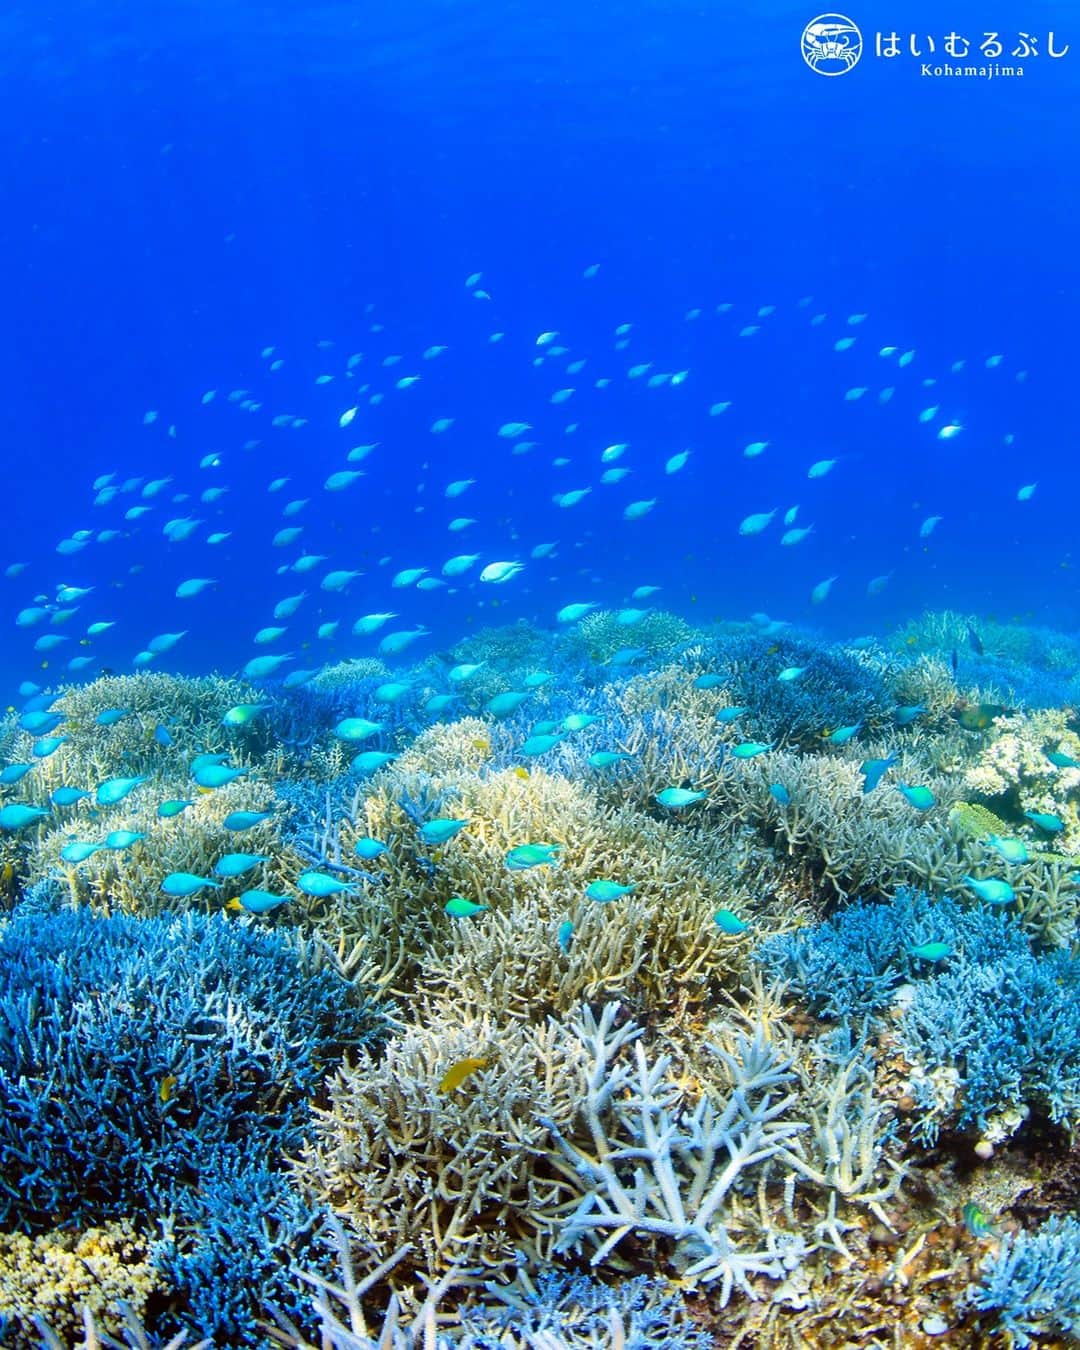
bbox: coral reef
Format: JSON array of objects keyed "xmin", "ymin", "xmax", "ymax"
[{"xmin": 6, "ymin": 614, "xmax": 1080, "ymax": 1348}]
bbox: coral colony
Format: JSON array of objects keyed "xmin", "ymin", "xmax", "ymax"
[{"xmin": 3, "ymin": 608, "xmax": 1080, "ymax": 1345}]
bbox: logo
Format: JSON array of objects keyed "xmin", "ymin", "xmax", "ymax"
[{"xmin": 802, "ymin": 14, "xmax": 863, "ymax": 74}]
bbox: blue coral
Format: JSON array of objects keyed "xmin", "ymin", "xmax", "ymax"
[
  {"xmin": 966, "ymin": 1215, "xmax": 1080, "ymax": 1346},
  {"xmin": 0, "ymin": 897, "xmax": 388, "ymax": 1343},
  {"xmin": 901, "ymin": 945, "xmax": 1080, "ymax": 1139},
  {"xmin": 687, "ymin": 631, "xmax": 892, "ymax": 741},
  {"xmin": 458, "ymin": 1270, "xmax": 715, "ymax": 1349},
  {"xmin": 757, "ymin": 887, "xmax": 1080, "ymax": 1141},
  {"xmin": 755, "ymin": 887, "xmax": 1027, "ymax": 1021}
]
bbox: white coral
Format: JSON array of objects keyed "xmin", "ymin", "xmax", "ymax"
[{"xmin": 539, "ymin": 1004, "xmax": 809, "ymax": 1306}]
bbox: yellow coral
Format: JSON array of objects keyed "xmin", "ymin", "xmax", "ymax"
[{"xmin": 0, "ymin": 1221, "xmax": 160, "ymax": 1347}]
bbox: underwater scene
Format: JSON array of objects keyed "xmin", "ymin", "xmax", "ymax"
[{"xmin": 2, "ymin": 2, "xmax": 1080, "ymax": 1346}]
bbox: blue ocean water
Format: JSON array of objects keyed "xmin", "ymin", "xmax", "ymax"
[{"xmin": 1, "ymin": 0, "xmax": 1077, "ymax": 685}]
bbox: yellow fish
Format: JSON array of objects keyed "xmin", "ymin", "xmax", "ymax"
[
  {"xmin": 159, "ymin": 1074, "xmax": 178, "ymax": 1104},
  {"xmin": 438, "ymin": 1057, "xmax": 488, "ymax": 1093},
  {"xmin": 225, "ymin": 898, "xmax": 244, "ymax": 912},
  {"xmin": 471, "ymin": 737, "xmax": 491, "ymax": 754},
  {"xmin": 513, "ymin": 766, "xmax": 530, "ymax": 780}
]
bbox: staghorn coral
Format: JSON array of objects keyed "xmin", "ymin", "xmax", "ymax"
[
  {"xmin": 7, "ymin": 672, "xmax": 266, "ymax": 792},
  {"xmin": 965, "ymin": 1214, "xmax": 1080, "ymax": 1347},
  {"xmin": 0, "ymin": 899, "xmax": 388, "ymax": 1345},
  {"xmin": 538, "ymin": 1004, "xmax": 816, "ymax": 1304},
  {"xmin": 295, "ymin": 1002, "xmax": 587, "ymax": 1280},
  {"xmin": 321, "ymin": 754, "xmax": 758, "ymax": 1015},
  {"xmin": 0, "ymin": 1221, "xmax": 161, "ymax": 1349},
  {"xmin": 758, "ymin": 886, "xmax": 1080, "ymax": 1148},
  {"xmin": 680, "ymin": 632, "xmax": 894, "ymax": 743}
]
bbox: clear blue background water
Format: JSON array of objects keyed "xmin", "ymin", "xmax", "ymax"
[{"xmin": 1, "ymin": 1, "xmax": 1077, "ymax": 688}]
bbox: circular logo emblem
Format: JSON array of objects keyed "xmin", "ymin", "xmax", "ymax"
[{"xmin": 801, "ymin": 13, "xmax": 863, "ymax": 75}]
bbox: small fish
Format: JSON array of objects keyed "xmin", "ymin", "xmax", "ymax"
[
  {"xmin": 563, "ymin": 713, "xmax": 601, "ymax": 732},
  {"xmin": 967, "ymin": 626, "xmax": 985, "ymax": 656},
  {"xmin": 95, "ymin": 708, "xmax": 129, "ymax": 726},
  {"xmin": 419, "ymin": 818, "xmax": 469, "ymax": 845},
  {"xmin": 731, "ymin": 742, "xmax": 772, "ymax": 759},
  {"xmin": 520, "ymin": 733, "xmax": 565, "ymax": 757},
  {"xmin": 159, "ymin": 1074, "xmax": 178, "ymax": 1104},
  {"xmin": 556, "ymin": 919, "xmax": 574, "ymax": 952},
  {"xmin": 714, "ymin": 909, "xmax": 749, "ymax": 936},
  {"xmin": 963, "ymin": 875, "xmax": 1015, "ymax": 906},
  {"xmin": 985, "ymin": 834, "xmax": 1028, "ymax": 865},
  {"xmin": 444, "ymin": 896, "xmax": 488, "ymax": 917},
  {"xmin": 352, "ymin": 750, "xmax": 397, "ymax": 773},
  {"xmin": 897, "ymin": 783, "xmax": 936, "ymax": 810},
  {"xmin": 768, "ymin": 783, "xmax": 791, "ymax": 805},
  {"xmin": 96, "ymin": 775, "xmax": 147, "ymax": 806},
  {"xmin": 235, "ymin": 890, "xmax": 292, "ymax": 914},
  {"xmin": 354, "ymin": 837, "xmax": 388, "ymax": 860},
  {"xmin": 859, "ymin": 754, "xmax": 898, "ymax": 794},
  {"xmin": 505, "ymin": 843, "xmax": 562, "ymax": 870},
  {"xmin": 334, "ymin": 718, "xmax": 384, "ymax": 742},
  {"xmin": 438, "ymin": 1057, "xmax": 488, "ymax": 1093},
  {"xmin": 655, "ymin": 787, "xmax": 706, "ymax": 809},
  {"xmin": 776, "ymin": 667, "xmax": 805, "ymax": 683},
  {"xmin": 585, "ymin": 879, "xmax": 635, "ymax": 903},
  {"xmin": 1046, "ymin": 750, "xmax": 1080, "ymax": 770},
  {"xmin": 104, "ymin": 830, "xmax": 144, "ymax": 851},
  {"xmin": 810, "ymin": 575, "xmax": 836, "ymax": 605},
  {"xmin": 909, "ymin": 941, "xmax": 951, "ymax": 962},
  {"xmin": 51, "ymin": 786, "xmax": 90, "ymax": 806},
  {"xmin": 894, "ymin": 704, "xmax": 927, "ymax": 725},
  {"xmin": 715, "ymin": 706, "xmax": 748, "ymax": 723},
  {"xmin": 154, "ymin": 724, "xmax": 175, "ymax": 747},
  {"xmin": 1025, "ymin": 810, "xmax": 1064, "ymax": 833},
  {"xmin": 223, "ymin": 810, "xmax": 274, "ymax": 831},
  {"xmin": 161, "ymin": 872, "xmax": 221, "ymax": 897},
  {"xmin": 157, "ymin": 799, "xmax": 195, "ymax": 818},
  {"xmin": 193, "ymin": 763, "xmax": 248, "ymax": 789},
  {"xmin": 825, "ymin": 722, "xmax": 862, "ymax": 745},
  {"xmin": 486, "ymin": 691, "xmax": 530, "ymax": 719},
  {"xmin": 738, "ymin": 509, "xmax": 776, "ymax": 536},
  {"xmin": 59, "ymin": 841, "xmax": 105, "ymax": 863},
  {"xmin": 962, "ymin": 1202, "xmax": 997, "ymax": 1239},
  {"xmin": 692, "ymin": 674, "xmax": 725, "ymax": 690},
  {"xmin": 214, "ymin": 852, "xmax": 269, "ymax": 878},
  {"xmin": 296, "ymin": 871, "xmax": 356, "ymax": 898},
  {"xmin": 223, "ymin": 703, "xmax": 270, "ymax": 727},
  {"xmin": 587, "ymin": 750, "xmax": 632, "ymax": 769}
]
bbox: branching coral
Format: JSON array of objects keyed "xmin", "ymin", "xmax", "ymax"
[
  {"xmin": 539, "ymin": 1005, "xmax": 811, "ymax": 1304},
  {"xmin": 0, "ymin": 900, "xmax": 389, "ymax": 1344},
  {"xmin": 965, "ymin": 1215, "xmax": 1080, "ymax": 1347},
  {"xmin": 758, "ymin": 886, "xmax": 1080, "ymax": 1147},
  {"xmin": 560, "ymin": 608, "xmax": 694, "ymax": 665},
  {"xmin": 28, "ymin": 777, "xmax": 309, "ymax": 918},
  {"xmin": 295, "ymin": 1003, "xmax": 586, "ymax": 1280}
]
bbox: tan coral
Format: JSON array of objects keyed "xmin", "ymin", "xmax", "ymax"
[{"xmin": 295, "ymin": 1004, "xmax": 587, "ymax": 1282}]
